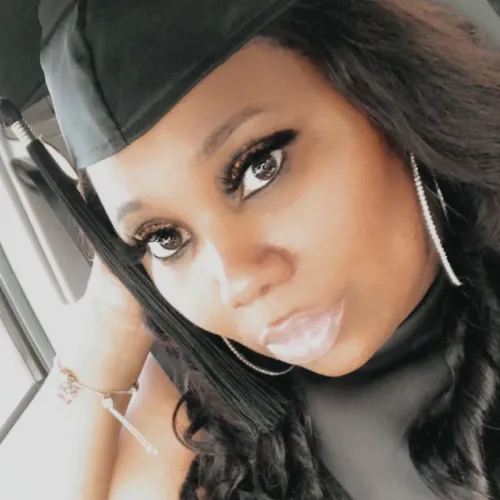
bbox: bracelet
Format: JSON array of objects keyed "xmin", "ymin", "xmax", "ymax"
[{"xmin": 54, "ymin": 355, "xmax": 158, "ymax": 455}]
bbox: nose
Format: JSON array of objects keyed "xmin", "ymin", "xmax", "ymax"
[{"xmin": 202, "ymin": 239, "xmax": 294, "ymax": 310}]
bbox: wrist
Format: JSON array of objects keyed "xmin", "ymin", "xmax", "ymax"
[
  {"xmin": 56, "ymin": 347, "xmax": 150, "ymax": 393},
  {"xmin": 58, "ymin": 327, "xmax": 153, "ymax": 391}
]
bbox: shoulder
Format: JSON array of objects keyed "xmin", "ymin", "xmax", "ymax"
[{"xmin": 108, "ymin": 351, "xmax": 195, "ymax": 500}]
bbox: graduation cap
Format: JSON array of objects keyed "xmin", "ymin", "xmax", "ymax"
[
  {"xmin": 2, "ymin": 0, "xmax": 298, "ymax": 168},
  {"xmin": 1, "ymin": 0, "xmax": 499, "ymax": 168}
]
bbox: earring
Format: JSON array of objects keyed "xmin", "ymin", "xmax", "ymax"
[
  {"xmin": 410, "ymin": 153, "xmax": 462, "ymax": 287},
  {"xmin": 222, "ymin": 337, "xmax": 295, "ymax": 376},
  {"xmin": 433, "ymin": 176, "xmax": 449, "ymax": 222}
]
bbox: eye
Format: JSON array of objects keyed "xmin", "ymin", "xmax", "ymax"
[
  {"xmin": 241, "ymin": 149, "xmax": 284, "ymax": 199},
  {"xmin": 135, "ymin": 224, "xmax": 191, "ymax": 261},
  {"xmin": 221, "ymin": 129, "xmax": 298, "ymax": 200}
]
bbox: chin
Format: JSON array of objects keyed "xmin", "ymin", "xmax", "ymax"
[{"xmin": 304, "ymin": 340, "xmax": 379, "ymax": 377}]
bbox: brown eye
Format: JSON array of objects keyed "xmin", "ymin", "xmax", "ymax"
[
  {"xmin": 252, "ymin": 154, "xmax": 280, "ymax": 181},
  {"xmin": 145, "ymin": 227, "xmax": 191, "ymax": 261},
  {"xmin": 220, "ymin": 129, "xmax": 297, "ymax": 196},
  {"xmin": 242, "ymin": 149, "xmax": 284, "ymax": 199}
]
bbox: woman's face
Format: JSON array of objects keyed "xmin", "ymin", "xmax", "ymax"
[{"xmin": 88, "ymin": 41, "xmax": 438, "ymax": 377}]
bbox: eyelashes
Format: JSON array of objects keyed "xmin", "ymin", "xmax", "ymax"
[
  {"xmin": 220, "ymin": 129, "xmax": 297, "ymax": 199},
  {"xmin": 131, "ymin": 128, "xmax": 299, "ymax": 262},
  {"xmin": 132, "ymin": 222, "xmax": 191, "ymax": 262}
]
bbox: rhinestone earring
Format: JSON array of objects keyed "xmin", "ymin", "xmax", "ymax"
[{"xmin": 410, "ymin": 153, "xmax": 462, "ymax": 287}]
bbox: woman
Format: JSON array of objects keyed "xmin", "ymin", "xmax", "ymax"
[{"xmin": 8, "ymin": 0, "xmax": 500, "ymax": 498}]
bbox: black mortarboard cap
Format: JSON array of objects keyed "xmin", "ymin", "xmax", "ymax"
[{"xmin": 38, "ymin": 0, "xmax": 299, "ymax": 169}]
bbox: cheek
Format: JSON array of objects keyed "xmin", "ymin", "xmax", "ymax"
[
  {"xmin": 281, "ymin": 134, "xmax": 426, "ymax": 296},
  {"xmin": 280, "ymin": 142, "xmax": 393, "ymax": 268},
  {"xmin": 146, "ymin": 259, "xmax": 228, "ymax": 333}
]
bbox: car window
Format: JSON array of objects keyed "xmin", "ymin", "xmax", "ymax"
[
  {"xmin": 0, "ymin": 326, "xmax": 33, "ymax": 429},
  {"xmin": 0, "ymin": 98, "xmax": 90, "ymax": 444}
]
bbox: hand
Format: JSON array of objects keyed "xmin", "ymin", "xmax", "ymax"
[
  {"xmin": 81, "ymin": 256, "xmax": 147, "ymax": 336},
  {"xmin": 59, "ymin": 256, "xmax": 154, "ymax": 389}
]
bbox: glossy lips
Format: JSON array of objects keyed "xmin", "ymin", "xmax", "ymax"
[{"xmin": 261, "ymin": 304, "xmax": 344, "ymax": 365}]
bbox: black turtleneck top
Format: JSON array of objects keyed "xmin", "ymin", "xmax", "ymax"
[{"xmin": 301, "ymin": 273, "xmax": 450, "ymax": 500}]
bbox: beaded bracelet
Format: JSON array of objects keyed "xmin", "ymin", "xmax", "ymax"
[{"xmin": 54, "ymin": 355, "xmax": 158, "ymax": 455}]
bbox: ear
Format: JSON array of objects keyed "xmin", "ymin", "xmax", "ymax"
[
  {"xmin": 77, "ymin": 171, "xmax": 102, "ymax": 210},
  {"xmin": 76, "ymin": 171, "xmax": 89, "ymax": 199}
]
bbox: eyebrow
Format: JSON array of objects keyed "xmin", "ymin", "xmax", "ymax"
[
  {"xmin": 115, "ymin": 106, "xmax": 268, "ymax": 225},
  {"xmin": 116, "ymin": 199, "xmax": 146, "ymax": 225},
  {"xmin": 200, "ymin": 105, "xmax": 268, "ymax": 158}
]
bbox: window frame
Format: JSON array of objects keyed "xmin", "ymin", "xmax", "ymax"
[{"xmin": 0, "ymin": 244, "xmax": 54, "ymax": 444}]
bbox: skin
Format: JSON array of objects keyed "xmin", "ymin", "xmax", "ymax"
[
  {"xmin": 108, "ymin": 354, "xmax": 196, "ymax": 499},
  {"xmin": 88, "ymin": 40, "xmax": 439, "ymax": 378}
]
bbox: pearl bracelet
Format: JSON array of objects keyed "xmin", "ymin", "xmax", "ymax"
[{"xmin": 54, "ymin": 355, "xmax": 158, "ymax": 455}]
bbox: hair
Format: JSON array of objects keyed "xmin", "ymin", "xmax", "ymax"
[{"xmin": 73, "ymin": 0, "xmax": 500, "ymax": 498}]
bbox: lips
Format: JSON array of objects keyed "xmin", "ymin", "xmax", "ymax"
[{"xmin": 261, "ymin": 303, "xmax": 344, "ymax": 365}]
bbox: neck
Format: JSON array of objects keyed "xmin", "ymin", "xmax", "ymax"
[{"xmin": 358, "ymin": 270, "xmax": 448, "ymax": 374}]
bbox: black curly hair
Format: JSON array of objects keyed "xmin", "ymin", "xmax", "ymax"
[{"xmin": 67, "ymin": 0, "xmax": 500, "ymax": 498}]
